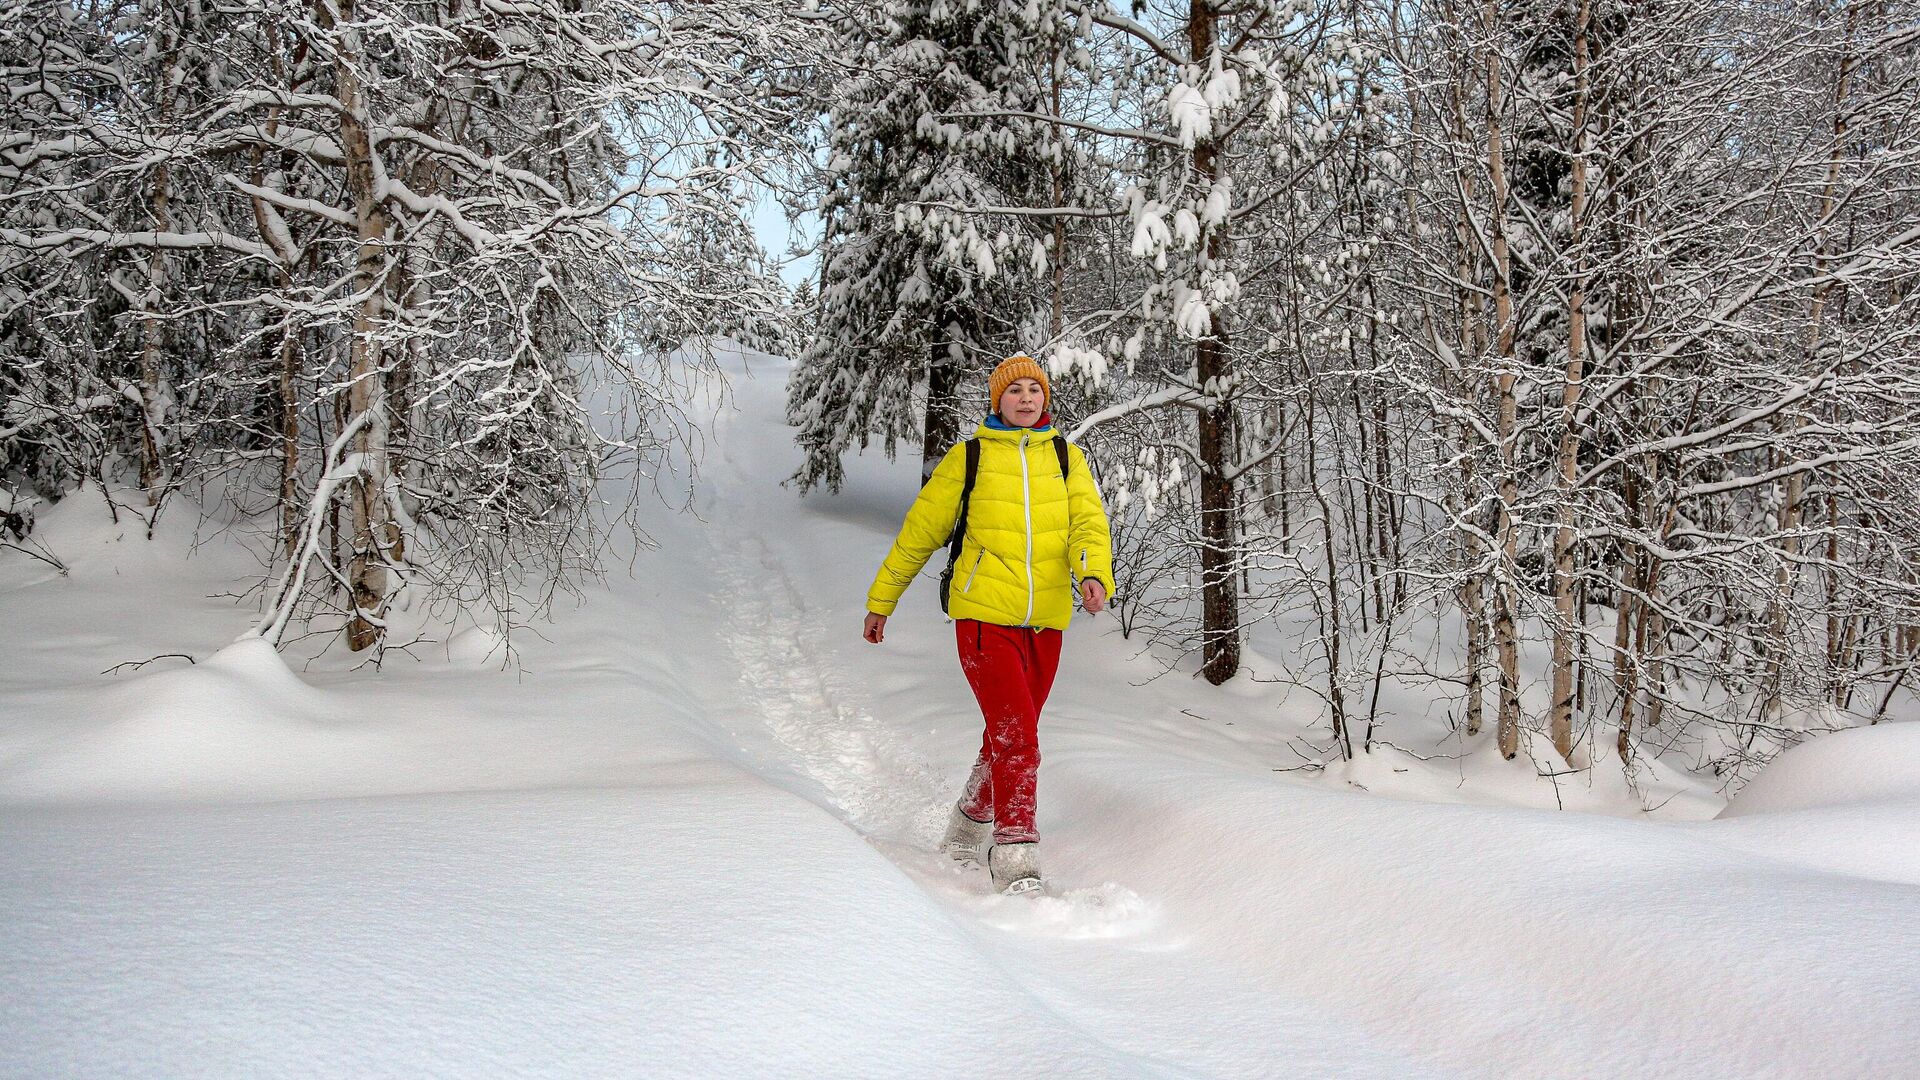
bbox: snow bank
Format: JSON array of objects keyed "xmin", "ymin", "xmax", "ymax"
[
  {"xmin": 1050, "ymin": 751, "xmax": 1920, "ymax": 1078},
  {"xmin": 1719, "ymin": 722, "xmax": 1920, "ymax": 817},
  {"xmin": 1698, "ymin": 723, "xmax": 1920, "ymax": 887},
  {"xmin": 2, "ymin": 784, "xmax": 1151, "ymax": 1079},
  {"xmin": 0, "ymin": 638, "xmax": 343, "ymax": 804}
]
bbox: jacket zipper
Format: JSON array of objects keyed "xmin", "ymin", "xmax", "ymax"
[
  {"xmin": 961, "ymin": 548, "xmax": 984, "ymax": 593},
  {"xmin": 1020, "ymin": 432, "xmax": 1034, "ymax": 626}
]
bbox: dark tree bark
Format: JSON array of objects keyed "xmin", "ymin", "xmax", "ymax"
[{"xmin": 1192, "ymin": 0, "xmax": 1240, "ymax": 685}]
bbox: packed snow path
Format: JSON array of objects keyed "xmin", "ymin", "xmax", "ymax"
[{"xmin": 3, "ymin": 345, "xmax": 1918, "ymax": 1078}]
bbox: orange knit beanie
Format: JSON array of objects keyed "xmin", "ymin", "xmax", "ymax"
[{"xmin": 988, "ymin": 355, "xmax": 1050, "ymax": 412}]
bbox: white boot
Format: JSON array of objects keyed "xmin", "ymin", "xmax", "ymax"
[
  {"xmin": 941, "ymin": 805, "xmax": 992, "ymax": 867},
  {"xmin": 988, "ymin": 841, "xmax": 1042, "ymax": 895}
]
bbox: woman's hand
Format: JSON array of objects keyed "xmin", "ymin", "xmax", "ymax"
[
  {"xmin": 1080, "ymin": 578, "xmax": 1108, "ymax": 614},
  {"xmin": 863, "ymin": 612, "xmax": 887, "ymax": 644}
]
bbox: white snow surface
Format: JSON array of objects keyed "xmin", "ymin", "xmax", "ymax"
[
  {"xmin": 1720, "ymin": 722, "xmax": 1920, "ymax": 816},
  {"xmin": 1708, "ymin": 723, "xmax": 1920, "ymax": 887},
  {"xmin": 3, "ymin": 343, "xmax": 1918, "ymax": 1078}
]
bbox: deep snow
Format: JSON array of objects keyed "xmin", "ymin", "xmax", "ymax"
[{"xmin": 3, "ymin": 344, "xmax": 1917, "ymax": 1079}]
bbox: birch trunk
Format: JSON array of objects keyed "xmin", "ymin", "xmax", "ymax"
[
  {"xmin": 332, "ymin": 0, "xmax": 395, "ymax": 653},
  {"xmin": 1547, "ymin": 0, "xmax": 1593, "ymax": 763},
  {"xmin": 1450, "ymin": 60, "xmax": 1488, "ymax": 738},
  {"xmin": 1764, "ymin": 0, "xmax": 1859, "ymax": 722},
  {"xmin": 138, "ymin": 162, "xmax": 171, "ymax": 505},
  {"xmin": 1483, "ymin": 0, "xmax": 1523, "ymax": 759}
]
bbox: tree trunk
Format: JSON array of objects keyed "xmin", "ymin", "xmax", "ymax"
[
  {"xmin": 333, "ymin": 1, "xmax": 395, "ymax": 653},
  {"xmin": 278, "ymin": 325, "xmax": 302, "ymax": 560},
  {"xmin": 138, "ymin": 162, "xmax": 171, "ymax": 506},
  {"xmin": 1483, "ymin": 0, "xmax": 1523, "ymax": 759},
  {"xmin": 248, "ymin": 20, "xmax": 303, "ymax": 561},
  {"xmin": 1192, "ymin": 0, "xmax": 1240, "ymax": 685},
  {"xmin": 1449, "ymin": 57, "xmax": 1488, "ymax": 738},
  {"xmin": 1547, "ymin": 0, "xmax": 1593, "ymax": 763},
  {"xmin": 1613, "ymin": 465, "xmax": 1642, "ymax": 762},
  {"xmin": 1353, "ymin": 387, "xmax": 1383, "ymax": 629},
  {"xmin": 1641, "ymin": 556, "xmax": 1670, "ymax": 732},
  {"xmin": 1614, "ymin": 550, "xmax": 1640, "ymax": 762},
  {"xmin": 1764, "ymin": 0, "xmax": 1859, "ymax": 722},
  {"xmin": 1050, "ymin": 64, "xmax": 1067, "ymax": 342},
  {"xmin": 1196, "ymin": 325, "xmax": 1239, "ymax": 684},
  {"xmin": 1305, "ymin": 395, "xmax": 1350, "ymax": 756},
  {"xmin": 1758, "ymin": 2, "xmax": 1850, "ymax": 722},
  {"xmin": 922, "ymin": 314, "xmax": 963, "ymax": 483}
]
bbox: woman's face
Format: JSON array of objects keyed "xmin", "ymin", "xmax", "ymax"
[{"xmin": 998, "ymin": 377, "xmax": 1046, "ymax": 427}]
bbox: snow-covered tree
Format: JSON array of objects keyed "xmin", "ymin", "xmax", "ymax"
[
  {"xmin": 1363, "ymin": 0, "xmax": 1920, "ymax": 772},
  {"xmin": 1014, "ymin": 1, "xmax": 1369, "ymax": 686},
  {"xmin": 787, "ymin": 0, "xmax": 1091, "ymax": 491},
  {"xmin": 3, "ymin": 0, "xmax": 812, "ymax": 655}
]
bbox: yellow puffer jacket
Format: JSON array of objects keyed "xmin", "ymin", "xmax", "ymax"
[{"xmin": 867, "ymin": 421, "xmax": 1115, "ymax": 631}]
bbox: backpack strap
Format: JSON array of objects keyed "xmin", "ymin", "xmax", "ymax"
[
  {"xmin": 945, "ymin": 438, "xmax": 981, "ymax": 559},
  {"xmin": 1052, "ymin": 435, "xmax": 1071, "ymax": 481}
]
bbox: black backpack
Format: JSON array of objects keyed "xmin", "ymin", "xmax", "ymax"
[{"xmin": 938, "ymin": 436, "xmax": 1073, "ymax": 615}]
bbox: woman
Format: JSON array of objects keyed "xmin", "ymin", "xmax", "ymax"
[{"xmin": 861, "ymin": 355, "xmax": 1115, "ymax": 895}]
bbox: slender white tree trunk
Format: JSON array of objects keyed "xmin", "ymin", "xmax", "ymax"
[
  {"xmin": 331, "ymin": 0, "xmax": 395, "ymax": 653},
  {"xmin": 1482, "ymin": 0, "xmax": 1523, "ymax": 760},
  {"xmin": 1448, "ymin": 59, "xmax": 1489, "ymax": 738},
  {"xmin": 1764, "ymin": 0, "xmax": 1859, "ymax": 723},
  {"xmin": 138, "ymin": 161, "xmax": 171, "ymax": 506},
  {"xmin": 1548, "ymin": 0, "xmax": 1593, "ymax": 763}
]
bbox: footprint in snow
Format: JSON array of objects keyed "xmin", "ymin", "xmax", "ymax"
[
  {"xmin": 876, "ymin": 838, "xmax": 1161, "ymax": 940},
  {"xmin": 965, "ymin": 881, "xmax": 1161, "ymax": 940}
]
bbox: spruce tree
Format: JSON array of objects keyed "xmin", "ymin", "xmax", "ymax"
[{"xmin": 787, "ymin": 0, "xmax": 1083, "ymax": 491}]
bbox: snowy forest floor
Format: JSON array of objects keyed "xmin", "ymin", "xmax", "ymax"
[{"xmin": 4, "ymin": 346, "xmax": 1919, "ymax": 1079}]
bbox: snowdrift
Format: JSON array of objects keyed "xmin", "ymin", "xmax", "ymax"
[
  {"xmin": 1719, "ymin": 722, "xmax": 1920, "ymax": 817},
  {"xmin": 0, "ymin": 638, "xmax": 339, "ymax": 804}
]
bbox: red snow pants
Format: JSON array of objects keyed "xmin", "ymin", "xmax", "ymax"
[{"xmin": 954, "ymin": 619, "xmax": 1063, "ymax": 845}]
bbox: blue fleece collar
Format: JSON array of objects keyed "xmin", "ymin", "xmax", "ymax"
[{"xmin": 984, "ymin": 413, "xmax": 1053, "ymax": 432}]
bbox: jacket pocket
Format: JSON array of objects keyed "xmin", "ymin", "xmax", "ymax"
[{"xmin": 961, "ymin": 548, "xmax": 986, "ymax": 593}]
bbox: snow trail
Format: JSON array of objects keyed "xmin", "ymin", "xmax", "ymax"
[
  {"xmin": 699, "ymin": 362, "xmax": 1161, "ymax": 915},
  {"xmin": 705, "ymin": 437, "xmax": 1168, "ymax": 932},
  {"xmin": 710, "ymin": 522, "xmax": 947, "ymax": 841}
]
